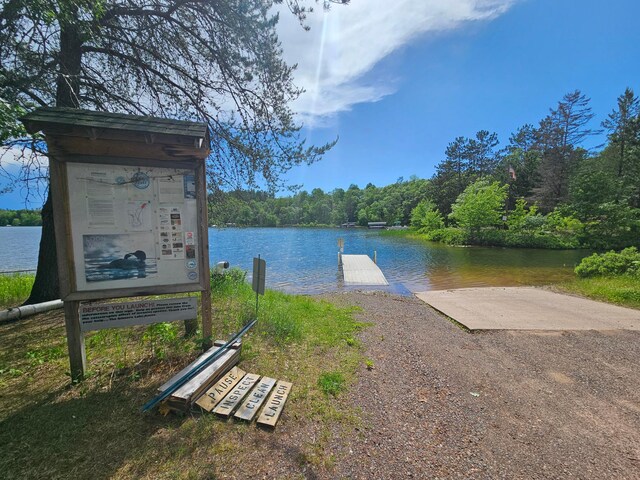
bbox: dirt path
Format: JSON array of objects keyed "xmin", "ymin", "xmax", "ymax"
[{"xmin": 321, "ymin": 292, "xmax": 640, "ymax": 479}]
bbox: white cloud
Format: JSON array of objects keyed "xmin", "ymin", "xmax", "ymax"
[{"xmin": 277, "ymin": 0, "xmax": 516, "ymax": 125}]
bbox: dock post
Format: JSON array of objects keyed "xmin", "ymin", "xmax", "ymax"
[{"xmin": 373, "ymin": 250, "xmax": 377, "ymax": 264}]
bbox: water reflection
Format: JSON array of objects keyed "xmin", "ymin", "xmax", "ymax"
[
  {"xmin": 0, "ymin": 227, "xmax": 589, "ymax": 295},
  {"xmin": 209, "ymin": 227, "xmax": 589, "ymax": 294}
]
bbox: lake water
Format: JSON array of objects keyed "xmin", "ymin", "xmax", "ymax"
[{"xmin": 0, "ymin": 226, "xmax": 590, "ymax": 294}]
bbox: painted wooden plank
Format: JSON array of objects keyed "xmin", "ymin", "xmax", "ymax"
[
  {"xmin": 212, "ymin": 373, "xmax": 261, "ymax": 417},
  {"xmin": 195, "ymin": 366, "xmax": 246, "ymax": 412},
  {"xmin": 233, "ymin": 377, "xmax": 277, "ymax": 422},
  {"xmin": 341, "ymin": 254, "xmax": 388, "ymax": 286},
  {"xmin": 257, "ymin": 381, "xmax": 293, "ymax": 428}
]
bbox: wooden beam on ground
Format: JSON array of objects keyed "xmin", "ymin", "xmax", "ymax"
[
  {"xmin": 159, "ymin": 344, "xmax": 230, "ymax": 392},
  {"xmin": 257, "ymin": 381, "xmax": 293, "ymax": 428},
  {"xmin": 169, "ymin": 348, "xmax": 239, "ymax": 407},
  {"xmin": 233, "ymin": 377, "xmax": 277, "ymax": 422}
]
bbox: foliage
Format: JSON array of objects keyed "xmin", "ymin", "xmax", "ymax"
[
  {"xmin": 506, "ymin": 199, "xmax": 539, "ymax": 230},
  {"xmin": 535, "ymin": 90, "xmax": 596, "ymax": 211},
  {"xmin": 209, "ymin": 177, "xmax": 431, "ymax": 227},
  {"xmin": 0, "ymin": 209, "xmax": 42, "ymax": 226},
  {"xmin": 0, "ymin": 273, "xmax": 34, "ymax": 308},
  {"xmin": 410, "ymin": 200, "xmax": 444, "ymax": 232},
  {"xmin": 210, "ymin": 267, "xmax": 247, "ymax": 294},
  {"xmin": 423, "ymin": 227, "xmax": 467, "ymax": 245},
  {"xmin": 142, "ymin": 322, "xmax": 179, "ymax": 359},
  {"xmin": 449, "ymin": 179, "xmax": 508, "ymax": 234},
  {"xmin": 574, "ymin": 247, "xmax": 640, "ymax": 278}
]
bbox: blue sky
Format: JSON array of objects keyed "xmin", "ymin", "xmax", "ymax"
[
  {"xmin": 280, "ymin": 0, "xmax": 640, "ymax": 192},
  {"xmin": 1, "ymin": 0, "xmax": 639, "ymax": 208}
]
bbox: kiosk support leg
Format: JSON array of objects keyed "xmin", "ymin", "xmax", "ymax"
[
  {"xmin": 201, "ymin": 291, "xmax": 212, "ymax": 349},
  {"xmin": 64, "ymin": 300, "xmax": 86, "ymax": 381}
]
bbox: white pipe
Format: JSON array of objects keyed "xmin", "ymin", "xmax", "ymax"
[
  {"xmin": 214, "ymin": 261, "xmax": 229, "ymax": 273},
  {"xmin": 0, "ymin": 299, "xmax": 64, "ymax": 322}
]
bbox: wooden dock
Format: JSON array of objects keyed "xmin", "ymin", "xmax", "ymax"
[{"xmin": 341, "ymin": 254, "xmax": 389, "ymax": 286}]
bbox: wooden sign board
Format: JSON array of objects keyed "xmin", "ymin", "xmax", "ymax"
[
  {"xmin": 257, "ymin": 381, "xmax": 293, "ymax": 427},
  {"xmin": 213, "ymin": 373, "xmax": 261, "ymax": 417},
  {"xmin": 79, "ymin": 297, "xmax": 197, "ymax": 332},
  {"xmin": 195, "ymin": 366, "xmax": 246, "ymax": 412},
  {"xmin": 64, "ymin": 163, "xmax": 203, "ymax": 295},
  {"xmin": 252, "ymin": 257, "xmax": 266, "ymax": 295},
  {"xmin": 21, "ymin": 108, "xmax": 213, "ymax": 381},
  {"xmin": 233, "ymin": 377, "xmax": 276, "ymax": 422}
]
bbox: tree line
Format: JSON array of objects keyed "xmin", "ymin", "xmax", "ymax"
[
  {"xmin": 208, "ymin": 177, "xmax": 431, "ymax": 227},
  {"xmin": 214, "ymin": 88, "xmax": 640, "ymax": 251},
  {"xmin": 414, "ymin": 88, "xmax": 640, "ymax": 250},
  {"xmin": 0, "ymin": 209, "xmax": 42, "ymax": 226}
]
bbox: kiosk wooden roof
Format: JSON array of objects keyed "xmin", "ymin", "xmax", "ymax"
[{"xmin": 21, "ymin": 107, "xmax": 210, "ymax": 163}]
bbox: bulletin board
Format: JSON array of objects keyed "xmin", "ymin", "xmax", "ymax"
[{"xmin": 65, "ymin": 163, "xmax": 202, "ymax": 292}]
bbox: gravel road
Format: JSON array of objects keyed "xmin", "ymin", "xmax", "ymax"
[{"xmin": 317, "ymin": 292, "xmax": 640, "ymax": 479}]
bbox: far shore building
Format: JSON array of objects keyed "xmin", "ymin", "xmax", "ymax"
[{"xmin": 367, "ymin": 221, "xmax": 387, "ymax": 229}]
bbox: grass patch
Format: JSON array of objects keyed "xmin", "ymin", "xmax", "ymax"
[
  {"xmin": 0, "ymin": 269, "xmax": 366, "ymax": 478},
  {"xmin": 317, "ymin": 371, "xmax": 346, "ymax": 396},
  {"xmin": 0, "ymin": 273, "xmax": 34, "ymax": 308},
  {"xmin": 558, "ymin": 276, "xmax": 640, "ymax": 309}
]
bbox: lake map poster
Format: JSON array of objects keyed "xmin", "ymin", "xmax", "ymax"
[{"xmin": 65, "ymin": 162, "xmax": 200, "ymax": 292}]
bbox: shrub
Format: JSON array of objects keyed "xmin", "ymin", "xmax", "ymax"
[
  {"xmin": 426, "ymin": 227, "xmax": 468, "ymax": 245},
  {"xmin": 411, "ymin": 200, "xmax": 444, "ymax": 233},
  {"xmin": 210, "ymin": 267, "xmax": 247, "ymax": 294},
  {"xmin": 575, "ymin": 247, "xmax": 640, "ymax": 278},
  {"xmin": 449, "ymin": 179, "xmax": 508, "ymax": 233}
]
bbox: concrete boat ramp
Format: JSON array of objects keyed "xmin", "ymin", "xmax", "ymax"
[{"xmin": 416, "ymin": 287, "xmax": 640, "ymax": 331}]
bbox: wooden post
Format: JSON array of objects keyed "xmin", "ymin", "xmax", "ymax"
[
  {"xmin": 63, "ymin": 300, "xmax": 86, "ymax": 381},
  {"xmin": 197, "ymin": 161, "xmax": 212, "ymax": 348}
]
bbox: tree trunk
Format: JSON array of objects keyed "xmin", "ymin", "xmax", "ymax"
[
  {"xmin": 24, "ymin": 193, "xmax": 59, "ymax": 304},
  {"xmin": 25, "ymin": 18, "xmax": 81, "ymax": 304}
]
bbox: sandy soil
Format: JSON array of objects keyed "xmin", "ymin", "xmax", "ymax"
[{"xmin": 314, "ymin": 292, "xmax": 640, "ymax": 479}]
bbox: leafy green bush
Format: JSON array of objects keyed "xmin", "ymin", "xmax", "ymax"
[
  {"xmin": 425, "ymin": 227, "xmax": 468, "ymax": 245},
  {"xmin": 575, "ymin": 247, "xmax": 640, "ymax": 278},
  {"xmin": 411, "ymin": 200, "xmax": 444, "ymax": 233},
  {"xmin": 449, "ymin": 179, "xmax": 508, "ymax": 233},
  {"xmin": 504, "ymin": 231, "xmax": 580, "ymax": 249}
]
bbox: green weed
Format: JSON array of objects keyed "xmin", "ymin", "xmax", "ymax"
[
  {"xmin": 0, "ymin": 273, "xmax": 34, "ymax": 308},
  {"xmin": 318, "ymin": 371, "xmax": 346, "ymax": 396}
]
